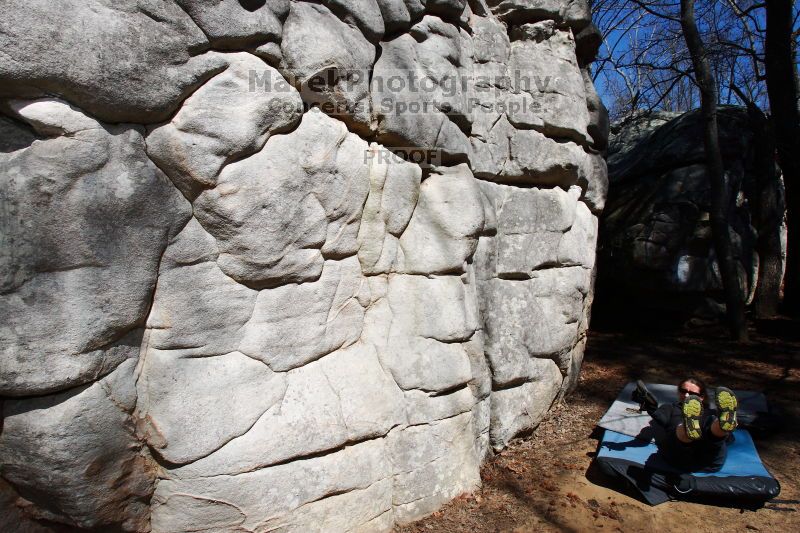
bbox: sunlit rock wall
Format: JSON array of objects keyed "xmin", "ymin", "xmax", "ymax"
[{"xmin": 0, "ymin": 0, "xmax": 607, "ymax": 531}]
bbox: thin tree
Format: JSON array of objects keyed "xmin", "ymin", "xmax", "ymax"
[
  {"xmin": 680, "ymin": 0, "xmax": 748, "ymax": 340},
  {"xmin": 593, "ymin": 0, "xmax": 754, "ymax": 338},
  {"xmin": 765, "ymin": 0, "xmax": 800, "ymax": 317},
  {"xmin": 731, "ymin": 86, "xmax": 785, "ymax": 318}
]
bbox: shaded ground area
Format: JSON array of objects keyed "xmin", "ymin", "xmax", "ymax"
[{"xmin": 396, "ymin": 318, "xmax": 800, "ymax": 532}]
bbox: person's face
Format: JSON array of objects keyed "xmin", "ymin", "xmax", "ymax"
[{"xmin": 678, "ymin": 381, "xmax": 703, "ymax": 401}]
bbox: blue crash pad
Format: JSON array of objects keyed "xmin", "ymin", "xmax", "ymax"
[
  {"xmin": 596, "ymin": 428, "xmax": 780, "ymax": 506},
  {"xmin": 598, "ymin": 429, "xmax": 771, "ymax": 478}
]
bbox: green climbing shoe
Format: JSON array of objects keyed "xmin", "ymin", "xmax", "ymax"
[
  {"xmin": 716, "ymin": 387, "xmax": 739, "ymax": 432},
  {"xmin": 682, "ymin": 394, "xmax": 704, "ymax": 441}
]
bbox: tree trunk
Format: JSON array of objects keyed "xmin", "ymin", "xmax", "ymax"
[
  {"xmin": 747, "ymin": 106, "xmax": 785, "ymax": 318},
  {"xmin": 765, "ymin": 0, "xmax": 800, "ymax": 317},
  {"xmin": 680, "ymin": 0, "xmax": 748, "ymax": 340},
  {"xmin": 729, "ymin": 84, "xmax": 785, "ymax": 318}
]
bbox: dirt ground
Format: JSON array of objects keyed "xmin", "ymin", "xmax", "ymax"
[{"xmin": 395, "ymin": 318, "xmax": 800, "ymax": 533}]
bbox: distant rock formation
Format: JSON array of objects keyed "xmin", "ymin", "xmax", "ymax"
[
  {"xmin": 596, "ymin": 107, "xmax": 785, "ymax": 324},
  {"xmin": 0, "ymin": 1, "xmax": 607, "ymax": 530}
]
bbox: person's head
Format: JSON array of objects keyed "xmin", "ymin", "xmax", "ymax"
[{"xmin": 677, "ymin": 377, "xmax": 708, "ymax": 404}]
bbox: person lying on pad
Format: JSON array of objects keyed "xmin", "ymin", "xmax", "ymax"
[{"xmin": 633, "ymin": 377, "xmax": 739, "ymax": 472}]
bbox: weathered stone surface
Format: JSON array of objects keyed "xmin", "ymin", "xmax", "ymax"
[
  {"xmin": 193, "ymin": 109, "xmax": 370, "ymax": 288},
  {"xmin": 582, "ymin": 153, "xmax": 609, "ymax": 213},
  {"xmin": 0, "ymin": 478, "xmax": 58, "ymax": 533},
  {"xmin": 325, "ymin": 0, "xmax": 387, "ymax": 42},
  {"xmin": 175, "ymin": 0, "xmax": 289, "ymax": 49},
  {"xmin": 486, "ymin": 0, "xmax": 591, "ymax": 29},
  {"xmin": 169, "ymin": 342, "xmax": 405, "ymax": 478},
  {"xmin": 463, "ymin": 328, "xmax": 493, "ymax": 402},
  {"xmin": 428, "ymin": 0, "xmax": 468, "ymax": 19},
  {"xmin": 146, "ymin": 261, "xmax": 258, "ymax": 356},
  {"xmin": 474, "ymin": 180, "xmax": 596, "ymax": 440},
  {"xmin": 1, "ymin": 2, "xmax": 607, "ymax": 530},
  {"xmin": 489, "ymin": 358, "xmax": 562, "ymax": 449},
  {"xmin": 397, "ymin": 164, "xmax": 486, "ymax": 274},
  {"xmin": 404, "ymin": 386, "xmax": 475, "ymax": 425},
  {"xmin": 506, "ymin": 22, "xmax": 590, "ymax": 144},
  {"xmin": 135, "ymin": 350, "xmax": 285, "ymax": 465},
  {"xmin": 477, "ymin": 182, "xmax": 583, "ymax": 277},
  {"xmin": 558, "ymin": 201, "xmax": 599, "ymax": 268},
  {"xmin": 358, "ymin": 145, "xmax": 422, "ymax": 274},
  {"xmin": 146, "ymin": 52, "xmax": 303, "ymax": 199},
  {"xmin": 477, "ymin": 271, "xmax": 589, "ymax": 385},
  {"xmin": 507, "ymin": 131, "xmax": 592, "ymax": 185},
  {"xmin": 239, "ymin": 257, "xmax": 368, "ymax": 371},
  {"xmin": 371, "ymin": 15, "xmax": 472, "ymax": 161},
  {"xmin": 0, "ymin": 115, "xmax": 37, "ymax": 153},
  {"xmin": 281, "ymin": 2, "xmax": 376, "ymax": 130},
  {"xmin": 0, "ymin": 361, "xmax": 153, "ymax": 531},
  {"xmin": 583, "ymin": 68, "xmax": 610, "ymax": 150},
  {"xmin": 152, "ymin": 438, "xmax": 392, "ymax": 532},
  {"xmin": 317, "ymin": 343, "xmax": 407, "ymax": 440},
  {"xmin": 575, "ymin": 23, "xmax": 602, "ymax": 67},
  {"xmin": 171, "ymin": 352, "xmax": 348, "ymax": 478},
  {"xmin": 471, "ymin": 396, "xmax": 493, "ymax": 462},
  {"xmin": 470, "ymin": 110, "xmax": 592, "ymax": 186},
  {"xmin": 525, "ymin": 267, "xmax": 592, "ymax": 358},
  {"xmin": 389, "ymin": 412, "xmax": 481, "ymax": 523},
  {"xmin": 380, "ymin": 336, "xmax": 473, "ymax": 391},
  {"xmin": 561, "ymin": 334, "xmax": 587, "ymax": 393},
  {"xmin": 262, "ymin": 480, "xmax": 394, "ymax": 532},
  {"xmin": 158, "ymin": 217, "xmax": 219, "ymax": 271},
  {"xmin": 468, "ymin": 14, "xmax": 597, "ymax": 187},
  {"xmin": 0, "ymin": 0, "xmax": 228, "ymax": 123},
  {"xmin": 471, "ymin": 13, "xmax": 511, "ymax": 64},
  {"xmin": 0, "ymin": 99, "xmax": 191, "ymax": 396},
  {"xmin": 376, "ymin": 0, "xmax": 427, "ymax": 33},
  {"xmin": 387, "ymin": 275, "xmax": 479, "ymax": 342}
]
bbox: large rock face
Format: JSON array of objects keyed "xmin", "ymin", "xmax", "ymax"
[
  {"xmin": 0, "ymin": 1, "xmax": 607, "ymax": 531},
  {"xmin": 596, "ymin": 107, "xmax": 783, "ymax": 322}
]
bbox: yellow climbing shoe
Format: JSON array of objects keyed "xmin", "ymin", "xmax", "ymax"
[
  {"xmin": 716, "ymin": 387, "xmax": 739, "ymax": 432},
  {"xmin": 682, "ymin": 395, "xmax": 704, "ymax": 441}
]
